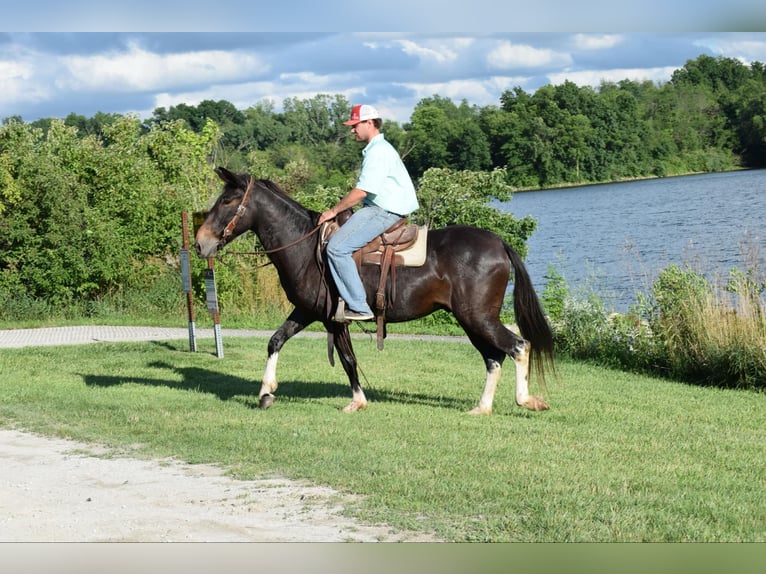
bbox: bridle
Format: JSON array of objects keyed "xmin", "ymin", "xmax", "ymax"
[
  {"xmin": 217, "ymin": 176, "xmax": 322, "ymax": 257},
  {"xmin": 220, "ymin": 176, "xmax": 257, "ymax": 246}
]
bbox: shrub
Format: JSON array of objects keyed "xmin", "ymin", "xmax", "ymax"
[
  {"xmin": 540, "ymin": 265, "xmax": 568, "ymax": 322},
  {"xmin": 548, "ymin": 262, "xmax": 765, "ymax": 389},
  {"xmin": 647, "ymin": 265, "xmax": 766, "ymax": 388}
]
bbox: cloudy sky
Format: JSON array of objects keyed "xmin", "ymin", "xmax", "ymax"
[{"xmin": 3, "ymin": 4, "xmax": 766, "ymax": 125}]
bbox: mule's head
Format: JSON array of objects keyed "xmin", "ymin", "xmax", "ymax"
[{"xmin": 195, "ymin": 167, "xmax": 253, "ymax": 258}]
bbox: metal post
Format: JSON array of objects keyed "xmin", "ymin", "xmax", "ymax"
[
  {"xmin": 180, "ymin": 211, "xmax": 197, "ymax": 352},
  {"xmin": 205, "ymin": 258, "xmax": 224, "ymax": 358}
]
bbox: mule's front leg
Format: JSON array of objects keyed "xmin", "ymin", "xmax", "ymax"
[
  {"xmin": 259, "ymin": 351, "xmax": 279, "ymax": 408},
  {"xmin": 513, "ymin": 340, "xmax": 549, "ymax": 412},
  {"xmin": 259, "ymin": 310, "xmax": 313, "ymax": 409}
]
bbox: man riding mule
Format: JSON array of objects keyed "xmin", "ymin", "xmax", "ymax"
[
  {"xmin": 317, "ymin": 104, "xmax": 419, "ymax": 322},
  {"xmin": 195, "ymin": 146, "xmax": 554, "ymax": 414}
]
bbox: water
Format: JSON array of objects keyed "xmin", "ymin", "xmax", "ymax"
[{"xmin": 497, "ymin": 170, "xmax": 766, "ymax": 311}]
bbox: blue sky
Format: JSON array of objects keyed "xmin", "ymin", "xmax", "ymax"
[{"xmin": 2, "ymin": 3, "xmax": 766, "ymax": 124}]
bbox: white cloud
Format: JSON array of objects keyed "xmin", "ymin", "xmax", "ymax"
[
  {"xmin": 397, "ymin": 76, "xmax": 528, "ymax": 109},
  {"xmin": 0, "ymin": 60, "xmax": 30, "ymax": 102},
  {"xmin": 573, "ymin": 34, "xmax": 623, "ymax": 50},
  {"xmin": 147, "ymin": 75, "xmax": 360, "ymax": 120},
  {"xmin": 152, "ymin": 81, "xmax": 275, "ymax": 113},
  {"xmin": 56, "ymin": 42, "xmax": 268, "ymax": 93},
  {"xmin": 400, "ymin": 80, "xmax": 491, "ymax": 102},
  {"xmin": 386, "ymin": 37, "xmax": 475, "ymax": 66},
  {"xmin": 396, "ymin": 39, "xmax": 460, "ymax": 64},
  {"xmin": 0, "ymin": 54, "xmax": 50, "ymax": 107},
  {"xmin": 277, "ymin": 71, "xmax": 341, "ymax": 87},
  {"xmin": 487, "ymin": 41, "xmax": 572, "ymax": 69},
  {"xmin": 694, "ymin": 38, "xmax": 766, "ymax": 63},
  {"xmin": 547, "ymin": 66, "xmax": 679, "ymax": 88}
]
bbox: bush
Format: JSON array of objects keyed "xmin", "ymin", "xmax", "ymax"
[
  {"xmin": 646, "ymin": 265, "xmax": 766, "ymax": 387},
  {"xmin": 540, "ymin": 265, "xmax": 568, "ymax": 322},
  {"xmin": 551, "ymin": 262, "xmax": 766, "ymax": 389},
  {"xmin": 558, "ymin": 303, "xmax": 660, "ymax": 373}
]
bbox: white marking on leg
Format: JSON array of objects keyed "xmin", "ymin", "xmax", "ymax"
[
  {"xmin": 513, "ymin": 341, "xmax": 548, "ymax": 411},
  {"xmin": 343, "ymin": 387, "xmax": 368, "ymax": 412},
  {"xmin": 260, "ymin": 352, "xmax": 279, "ymax": 397},
  {"xmin": 468, "ymin": 360, "xmax": 501, "ymax": 415},
  {"xmin": 514, "ymin": 341, "xmax": 531, "ymax": 406}
]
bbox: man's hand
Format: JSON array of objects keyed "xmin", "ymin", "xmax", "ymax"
[{"xmin": 318, "ymin": 209, "xmax": 337, "ymax": 225}]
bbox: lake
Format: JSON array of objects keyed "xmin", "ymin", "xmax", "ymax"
[{"xmin": 497, "ymin": 169, "xmax": 766, "ymax": 312}]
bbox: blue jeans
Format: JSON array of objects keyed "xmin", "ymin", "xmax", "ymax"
[{"xmin": 326, "ymin": 205, "xmax": 403, "ymax": 314}]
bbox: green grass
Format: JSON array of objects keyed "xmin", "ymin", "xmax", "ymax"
[{"xmin": 1, "ymin": 334, "xmax": 764, "ymax": 542}]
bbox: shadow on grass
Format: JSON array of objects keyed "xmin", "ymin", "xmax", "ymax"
[
  {"xmin": 80, "ymin": 358, "xmax": 474, "ymax": 412},
  {"xmin": 82, "ymin": 361, "xmax": 346, "ymax": 407},
  {"xmin": 78, "ymin": 339, "xmax": 478, "ymax": 411}
]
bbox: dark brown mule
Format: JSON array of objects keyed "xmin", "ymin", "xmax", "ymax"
[{"xmin": 195, "ymin": 167, "xmax": 554, "ymax": 414}]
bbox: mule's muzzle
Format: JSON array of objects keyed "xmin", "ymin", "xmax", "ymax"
[
  {"xmin": 193, "ymin": 231, "xmax": 220, "ymax": 259},
  {"xmin": 192, "ymin": 210, "xmax": 218, "ymax": 258}
]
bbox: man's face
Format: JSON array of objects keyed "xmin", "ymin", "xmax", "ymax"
[{"xmin": 350, "ymin": 119, "xmax": 374, "ymax": 142}]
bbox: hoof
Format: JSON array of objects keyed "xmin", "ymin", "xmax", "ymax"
[
  {"xmin": 259, "ymin": 393, "xmax": 275, "ymax": 410},
  {"xmin": 520, "ymin": 396, "xmax": 549, "ymax": 411},
  {"xmin": 342, "ymin": 401, "xmax": 367, "ymax": 413},
  {"xmin": 467, "ymin": 406, "xmax": 492, "ymax": 416}
]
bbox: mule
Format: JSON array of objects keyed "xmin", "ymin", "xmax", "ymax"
[{"xmin": 195, "ymin": 167, "xmax": 554, "ymax": 415}]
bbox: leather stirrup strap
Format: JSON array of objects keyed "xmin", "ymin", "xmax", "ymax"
[{"xmin": 375, "ymin": 245, "xmax": 395, "ymax": 350}]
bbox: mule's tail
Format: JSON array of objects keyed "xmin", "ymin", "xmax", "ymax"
[{"xmin": 504, "ymin": 242, "xmax": 556, "ymax": 386}]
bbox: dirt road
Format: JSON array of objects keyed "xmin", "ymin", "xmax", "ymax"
[{"xmin": 0, "ymin": 429, "xmax": 437, "ymax": 542}]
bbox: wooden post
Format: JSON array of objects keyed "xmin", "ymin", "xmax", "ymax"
[{"xmin": 180, "ymin": 211, "xmax": 197, "ymax": 352}]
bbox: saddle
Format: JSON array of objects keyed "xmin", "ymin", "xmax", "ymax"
[{"xmin": 321, "ymin": 211, "xmax": 428, "ymax": 350}]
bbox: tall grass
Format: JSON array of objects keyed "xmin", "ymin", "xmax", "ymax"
[
  {"xmin": 658, "ymin": 277, "xmax": 766, "ymax": 387},
  {"xmin": 547, "ymin": 259, "xmax": 766, "ymax": 390}
]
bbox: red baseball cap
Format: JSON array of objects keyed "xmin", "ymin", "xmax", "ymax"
[{"xmin": 343, "ymin": 104, "xmax": 381, "ymax": 126}]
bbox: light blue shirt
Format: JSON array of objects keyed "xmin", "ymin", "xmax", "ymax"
[{"xmin": 357, "ymin": 134, "xmax": 419, "ymax": 216}]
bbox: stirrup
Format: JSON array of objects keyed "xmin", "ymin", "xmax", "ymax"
[{"xmin": 333, "ymin": 298, "xmax": 347, "ymax": 323}]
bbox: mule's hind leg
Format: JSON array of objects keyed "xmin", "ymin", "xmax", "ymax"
[
  {"xmin": 329, "ymin": 322, "xmax": 367, "ymax": 412},
  {"xmin": 508, "ymin": 336, "xmax": 549, "ymax": 412},
  {"xmin": 259, "ymin": 308, "xmax": 315, "ymax": 409},
  {"xmin": 468, "ymin": 355, "xmax": 504, "ymax": 415},
  {"xmin": 464, "ymin": 324, "xmax": 548, "ymax": 415}
]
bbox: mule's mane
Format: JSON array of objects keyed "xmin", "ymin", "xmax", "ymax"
[
  {"xmin": 255, "ymin": 178, "xmax": 291, "ymax": 199},
  {"xmin": 248, "ymin": 177, "xmax": 316, "ymax": 228}
]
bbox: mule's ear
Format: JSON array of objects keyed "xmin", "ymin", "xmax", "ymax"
[
  {"xmin": 215, "ymin": 167, "xmax": 250, "ymax": 189},
  {"xmin": 215, "ymin": 166, "xmax": 235, "ymax": 183}
]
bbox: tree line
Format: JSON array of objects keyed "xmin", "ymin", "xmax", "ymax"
[
  {"xmin": 1, "ymin": 53, "xmax": 765, "ymax": 318},
  {"xmin": 19, "ymin": 53, "xmax": 766, "ymax": 188}
]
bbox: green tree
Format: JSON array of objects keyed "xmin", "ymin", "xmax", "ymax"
[
  {"xmin": 412, "ymin": 167, "xmax": 536, "ymax": 257},
  {"xmin": 591, "ymin": 82, "xmax": 648, "ymax": 179},
  {"xmin": 282, "ymin": 94, "xmax": 351, "ymax": 146},
  {"xmin": 731, "ymin": 75, "xmax": 766, "ymax": 166},
  {"xmin": 0, "ymin": 116, "xmax": 220, "ymax": 307},
  {"xmin": 404, "ymin": 96, "xmax": 491, "ymax": 178}
]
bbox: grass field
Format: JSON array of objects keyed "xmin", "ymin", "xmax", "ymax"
[{"xmin": 1, "ymin": 333, "xmax": 764, "ymax": 542}]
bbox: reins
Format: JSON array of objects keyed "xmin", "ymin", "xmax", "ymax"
[
  {"xmin": 221, "ymin": 226, "xmax": 322, "ymax": 259},
  {"xmin": 214, "ymin": 175, "xmax": 333, "ymax": 321}
]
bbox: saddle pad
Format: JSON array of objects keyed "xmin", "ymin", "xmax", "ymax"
[{"xmin": 393, "ymin": 225, "xmax": 428, "ymax": 266}]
